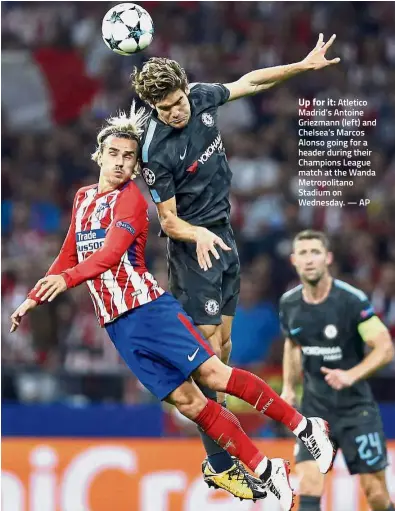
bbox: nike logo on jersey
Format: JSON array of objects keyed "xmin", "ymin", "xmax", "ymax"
[
  {"xmin": 180, "ymin": 147, "xmax": 187, "ymax": 160},
  {"xmin": 290, "ymin": 327, "xmax": 302, "ymax": 335},
  {"xmin": 188, "ymin": 348, "xmax": 199, "ymax": 362}
]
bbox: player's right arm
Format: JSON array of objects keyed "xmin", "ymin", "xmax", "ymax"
[
  {"xmin": 279, "ymin": 303, "xmax": 302, "ymax": 405},
  {"xmin": 142, "ymin": 160, "xmax": 230, "ymax": 271},
  {"xmin": 281, "ymin": 338, "xmax": 302, "ymax": 406}
]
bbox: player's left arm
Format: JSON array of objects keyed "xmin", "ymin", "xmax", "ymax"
[
  {"xmin": 34, "ymin": 194, "xmax": 147, "ymax": 303},
  {"xmin": 321, "ymin": 302, "xmax": 394, "ymax": 390},
  {"xmin": 224, "ymin": 33, "xmax": 340, "ymax": 101},
  {"xmin": 348, "ymin": 316, "xmax": 394, "ymax": 382}
]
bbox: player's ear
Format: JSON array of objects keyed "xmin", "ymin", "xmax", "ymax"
[
  {"xmin": 327, "ymin": 251, "xmax": 334, "ymax": 266},
  {"xmin": 290, "ymin": 253, "xmax": 296, "ymax": 268}
]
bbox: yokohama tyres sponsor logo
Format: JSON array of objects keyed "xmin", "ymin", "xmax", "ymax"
[
  {"xmin": 301, "ymin": 346, "xmax": 343, "ymax": 361},
  {"xmin": 198, "ymin": 134, "xmax": 223, "ymax": 164}
]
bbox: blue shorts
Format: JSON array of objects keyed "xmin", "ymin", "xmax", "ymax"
[{"xmin": 105, "ymin": 292, "xmax": 214, "ymax": 400}]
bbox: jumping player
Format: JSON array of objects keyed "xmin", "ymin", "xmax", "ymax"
[
  {"xmin": 131, "ymin": 33, "xmax": 340, "ymax": 497},
  {"xmin": 280, "ymin": 230, "xmax": 394, "ymax": 511},
  {"xmin": 11, "ymin": 111, "xmax": 335, "ymax": 511}
]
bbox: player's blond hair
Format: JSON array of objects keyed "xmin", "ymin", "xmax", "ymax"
[
  {"xmin": 131, "ymin": 57, "xmax": 188, "ymax": 105},
  {"xmin": 92, "ymin": 101, "xmax": 149, "ymax": 178}
]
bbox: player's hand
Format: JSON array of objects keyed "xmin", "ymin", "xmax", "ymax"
[
  {"xmin": 34, "ymin": 275, "xmax": 67, "ymax": 303},
  {"xmin": 10, "ymin": 298, "xmax": 38, "ymax": 333},
  {"xmin": 280, "ymin": 389, "xmax": 297, "ymax": 407},
  {"xmin": 302, "ymin": 33, "xmax": 340, "ymax": 70},
  {"xmin": 195, "ymin": 227, "xmax": 231, "ymax": 271},
  {"xmin": 321, "ymin": 366, "xmax": 355, "ymax": 390}
]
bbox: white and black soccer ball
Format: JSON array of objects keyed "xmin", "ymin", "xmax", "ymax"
[{"xmin": 102, "ymin": 3, "xmax": 154, "ymax": 55}]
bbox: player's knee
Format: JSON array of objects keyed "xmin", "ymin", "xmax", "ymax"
[
  {"xmin": 174, "ymin": 392, "xmax": 207, "ymax": 421},
  {"xmin": 365, "ymin": 489, "xmax": 390, "ymax": 510},
  {"xmin": 363, "ymin": 480, "xmax": 390, "ymax": 510},
  {"xmin": 195, "ymin": 357, "xmax": 232, "ymax": 392},
  {"xmin": 168, "ymin": 381, "xmax": 208, "ymax": 420},
  {"xmin": 297, "ymin": 464, "xmax": 324, "ymax": 496}
]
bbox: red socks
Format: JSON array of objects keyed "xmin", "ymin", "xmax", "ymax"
[
  {"xmin": 195, "ymin": 399, "xmax": 265, "ymax": 472},
  {"xmin": 194, "ymin": 368, "xmax": 305, "ymax": 475},
  {"xmin": 226, "ymin": 368, "xmax": 303, "ymax": 431}
]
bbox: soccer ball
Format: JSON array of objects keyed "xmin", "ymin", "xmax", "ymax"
[{"xmin": 102, "ymin": 3, "xmax": 154, "ymax": 55}]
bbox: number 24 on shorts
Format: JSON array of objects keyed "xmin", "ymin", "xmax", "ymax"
[{"xmin": 355, "ymin": 432, "xmax": 383, "ymax": 465}]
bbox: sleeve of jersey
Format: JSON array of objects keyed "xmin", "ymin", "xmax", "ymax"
[
  {"xmin": 142, "ymin": 159, "xmax": 175, "ymax": 204},
  {"xmin": 279, "ymin": 305, "xmax": 290, "ymax": 338},
  {"xmin": 192, "ymin": 83, "xmax": 230, "ymax": 107},
  {"xmin": 353, "ymin": 298, "xmax": 376, "ymax": 325},
  {"xmin": 352, "ymin": 297, "xmax": 387, "ymax": 341},
  {"xmin": 62, "ymin": 196, "xmax": 146, "ymax": 289},
  {"xmin": 27, "ymin": 196, "xmax": 78, "ymax": 303}
]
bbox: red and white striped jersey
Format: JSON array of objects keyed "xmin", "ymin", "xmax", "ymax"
[{"xmin": 29, "ymin": 181, "xmax": 164, "ymax": 326}]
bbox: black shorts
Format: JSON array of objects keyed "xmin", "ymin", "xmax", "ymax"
[
  {"xmin": 167, "ymin": 225, "xmax": 240, "ymax": 325},
  {"xmin": 295, "ymin": 401, "xmax": 389, "ymax": 475}
]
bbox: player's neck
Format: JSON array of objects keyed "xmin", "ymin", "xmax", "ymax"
[
  {"xmin": 302, "ymin": 275, "xmax": 333, "ymax": 304},
  {"xmin": 97, "ymin": 177, "xmax": 119, "ymax": 195}
]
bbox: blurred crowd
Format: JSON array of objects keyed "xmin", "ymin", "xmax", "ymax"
[{"xmin": 2, "ymin": 2, "xmax": 395, "ymax": 407}]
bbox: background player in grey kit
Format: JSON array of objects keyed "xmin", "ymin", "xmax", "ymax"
[
  {"xmin": 132, "ymin": 35, "xmax": 339, "ymax": 498},
  {"xmin": 280, "ymin": 230, "xmax": 395, "ymax": 511}
]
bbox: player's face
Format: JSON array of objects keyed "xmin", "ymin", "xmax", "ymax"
[
  {"xmin": 155, "ymin": 89, "xmax": 191, "ymax": 129},
  {"xmin": 291, "ymin": 239, "xmax": 332, "ymax": 285},
  {"xmin": 100, "ymin": 136, "xmax": 139, "ymax": 186}
]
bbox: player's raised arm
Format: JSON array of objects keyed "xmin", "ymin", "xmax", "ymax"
[{"xmin": 224, "ymin": 33, "xmax": 340, "ymax": 101}]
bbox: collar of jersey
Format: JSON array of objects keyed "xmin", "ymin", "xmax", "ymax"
[{"xmin": 94, "ymin": 180, "xmax": 129, "ymax": 198}]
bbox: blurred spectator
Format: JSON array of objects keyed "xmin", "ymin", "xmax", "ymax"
[
  {"xmin": 231, "ymin": 271, "xmax": 281, "ymax": 368},
  {"xmin": 372, "ymin": 263, "xmax": 395, "ymax": 340}
]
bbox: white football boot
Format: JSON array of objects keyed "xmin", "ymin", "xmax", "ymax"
[
  {"xmin": 299, "ymin": 417, "xmax": 335, "ymax": 474},
  {"xmin": 261, "ymin": 458, "xmax": 295, "ymax": 511}
]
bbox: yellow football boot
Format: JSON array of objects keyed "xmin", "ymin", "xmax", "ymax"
[{"xmin": 202, "ymin": 457, "xmax": 267, "ymax": 502}]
